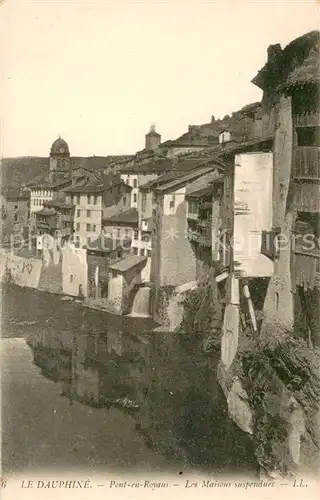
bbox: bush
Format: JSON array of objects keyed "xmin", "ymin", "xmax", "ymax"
[{"xmin": 177, "ymin": 268, "xmax": 223, "ymax": 339}]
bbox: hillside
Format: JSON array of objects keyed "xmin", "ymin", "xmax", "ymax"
[{"xmin": 1, "ymin": 157, "xmax": 49, "ymax": 190}]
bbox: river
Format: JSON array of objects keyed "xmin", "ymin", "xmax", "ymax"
[{"xmin": 1, "ymin": 283, "xmax": 259, "ymax": 476}]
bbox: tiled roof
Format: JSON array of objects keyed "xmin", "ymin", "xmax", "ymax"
[
  {"xmin": 218, "ymin": 136, "xmax": 274, "ymax": 157},
  {"xmin": 280, "ymin": 46, "xmax": 320, "ymax": 89},
  {"xmin": 72, "ymin": 157, "xmax": 109, "ymax": 172},
  {"xmin": 46, "ymin": 200, "xmax": 74, "ymax": 209},
  {"xmin": 119, "ymin": 157, "xmax": 172, "ymax": 174},
  {"xmin": 1, "ymin": 188, "xmax": 29, "ymax": 199},
  {"xmin": 35, "ymin": 208, "xmax": 56, "ymax": 216},
  {"xmin": 154, "ymin": 165, "xmax": 217, "ymax": 193},
  {"xmin": 252, "ymin": 30, "xmax": 320, "ymax": 90},
  {"xmin": 139, "ymin": 158, "xmax": 209, "ymax": 190},
  {"xmin": 102, "ymin": 208, "xmax": 139, "ymax": 225},
  {"xmin": 64, "ymin": 184, "xmax": 105, "ymax": 194},
  {"xmin": 185, "ymin": 181, "xmax": 223, "ymax": 199},
  {"xmin": 30, "ymin": 178, "xmax": 72, "ymax": 190},
  {"xmin": 107, "ymin": 254, "xmax": 147, "ymax": 273},
  {"xmin": 65, "ymin": 174, "xmax": 127, "ymax": 194}
]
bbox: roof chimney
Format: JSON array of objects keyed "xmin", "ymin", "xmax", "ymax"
[
  {"xmin": 267, "ymin": 43, "xmax": 282, "ymax": 61},
  {"xmin": 211, "ymin": 115, "xmax": 215, "ymax": 123}
]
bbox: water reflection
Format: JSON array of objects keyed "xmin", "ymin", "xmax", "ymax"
[{"xmin": 4, "ymin": 284, "xmax": 259, "ymax": 474}]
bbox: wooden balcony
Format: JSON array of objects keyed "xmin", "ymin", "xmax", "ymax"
[
  {"xmin": 293, "ymin": 245, "xmax": 320, "ymax": 291},
  {"xmin": 293, "ymin": 146, "xmax": 320, "ymax": 180},
  {"xmin": 186, "ymin": 211, "xmax": 199, "ymax": 221},
  {"xmin": 186, "ymin": 222, "xmax": 212, "ymax": 247},
  {"xmin": 295, "ymin": 112, "xmax": 320, "ymax": 128},
  {"xmin": 261, "ymin": 228, "xmax": 281, "ymax": 261}
]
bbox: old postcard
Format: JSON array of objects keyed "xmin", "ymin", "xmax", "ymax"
[{"xmin": 1, "ymin": 1, "xmax": 319, "ymax": 499}]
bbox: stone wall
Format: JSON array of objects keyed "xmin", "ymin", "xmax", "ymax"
[
  {"xmin": 0, "ymin": 248, "xmax": 64, "ymax": 294},
  {"xmin": 0, "ymin": 251, "xmax": 43, "ymax": 289},
  {"xmin": 62, "ymin": 245, "xmax": 88, "ymax": 297},
  {"xmin": 159, "ymin": 194, "xmax": 197, "ymax": 287},
  {"xmin": 263, "ymin": 95, "xmax": 294, "ymax": 331}
]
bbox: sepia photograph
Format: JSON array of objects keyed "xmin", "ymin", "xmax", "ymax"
[{"xmin": 1, "ymin": 1, "xmax": 319, "ymax": 498}]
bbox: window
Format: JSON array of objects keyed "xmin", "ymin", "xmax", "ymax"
[
  {"xmin": 169, "ymin": 194, "xmax": 175, "ymax": 213},
  {"xmin": 123, "ymin": 196, "xmax": 127, "ymax": 206},
  {"xmin": 125, "ymin": 228, "xmax": 129, "ymax": 237},
  {"xmin": 76, "ymin": 223, "xmax": 80, "ymax": 231},
  {"xmin": 133, "ymin": 193, "xmax": 137, "ymax": 203},
  {"xmin": 77, "ymin": 195, "xmax": 80, "ymax": 204},
  {"xmin": 77, "ymin": 209, "xmax": 81, "ymax": 217},
  {"xmin": 14, "ymin": 205, "xmax": 18, "ymax": 210},
  {"xmin": 117, "ymin": 250, "xmax": 122, "ymax": 259},
  {"xmin": 14, "ymin": 213, "xmax": 18, "ymax": 222},
  {"xmin": 134, "ymin": 230, "xmax": 138, "ymax": 240},
  {"xmin": 116, "ymin": 228, "xmax": 121, "ymax": 238},
  {"xmin": 140, "ymin": 248, "xmax": 145, "ymax": 256},
  {"xmin": 142, "ymin": 234, "xmax": 150, "ymax": 243},
  {"xmin": 188, "ymin": 201, "xmax": 198, "ymax": 215},
  {"xmin": 87, "ymin": 210, "xmax": 91, "ymax": 217},
  {"xmin": 141, "ymin": 192, "xmax": 147, "ymax": 212},
  {"xmin": 92, "ymin": 225, "xmax": 96, "ymax": 232},
  {"xmin": 296, "ymin": 127, "xmax": 320, "ymax": 147},
  {"xmin": 133, "ymin": 178, "xmax": 137, "ymax": 188},
  {"xmin": 87, "ymin": 195, "xmax": 90, "ymax": 205},
  {"xmin": 147, "ymin": 249, "xmax": 152, "ymax": 258},
  {"xmin": 87, "ymin": 236, "xmax": 91, "ymax": 246},
  {"xmin": 86, "ymin": 223, "xmax": 91, "ymax": 231},
  {"xmin": 69, "ymin": 274, "xmax": 73, "ymax": 283},
  {"xmin": 132, "ymin": 247, "xmax": 138, "ymax": 255}
]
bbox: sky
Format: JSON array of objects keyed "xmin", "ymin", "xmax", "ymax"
[{"xmin": 0, "ymin": 0, "xmax": 319, "ymax": 158}]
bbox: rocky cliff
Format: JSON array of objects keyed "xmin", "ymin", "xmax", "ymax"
[{"xmin": 176, "ymin": 273, "xmax": 320, "ymax": 478}]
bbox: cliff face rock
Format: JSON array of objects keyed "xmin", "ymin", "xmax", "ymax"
[{"xmin": 219, "ymin": 330, "xmax": 320, "ymax": 478}]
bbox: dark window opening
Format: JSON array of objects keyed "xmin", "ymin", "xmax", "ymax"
[
  {"xmin": 296, "ymin": 127, "xmax": 320, "ymax": 147},
  {"xmin": 294, "ymin": 212, "xmax": 320, "ymax": 251}
]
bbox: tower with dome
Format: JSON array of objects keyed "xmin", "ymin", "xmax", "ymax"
[{"xmin": 49, "ymin": 136, "xmax": 71, "ymax": 183}]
